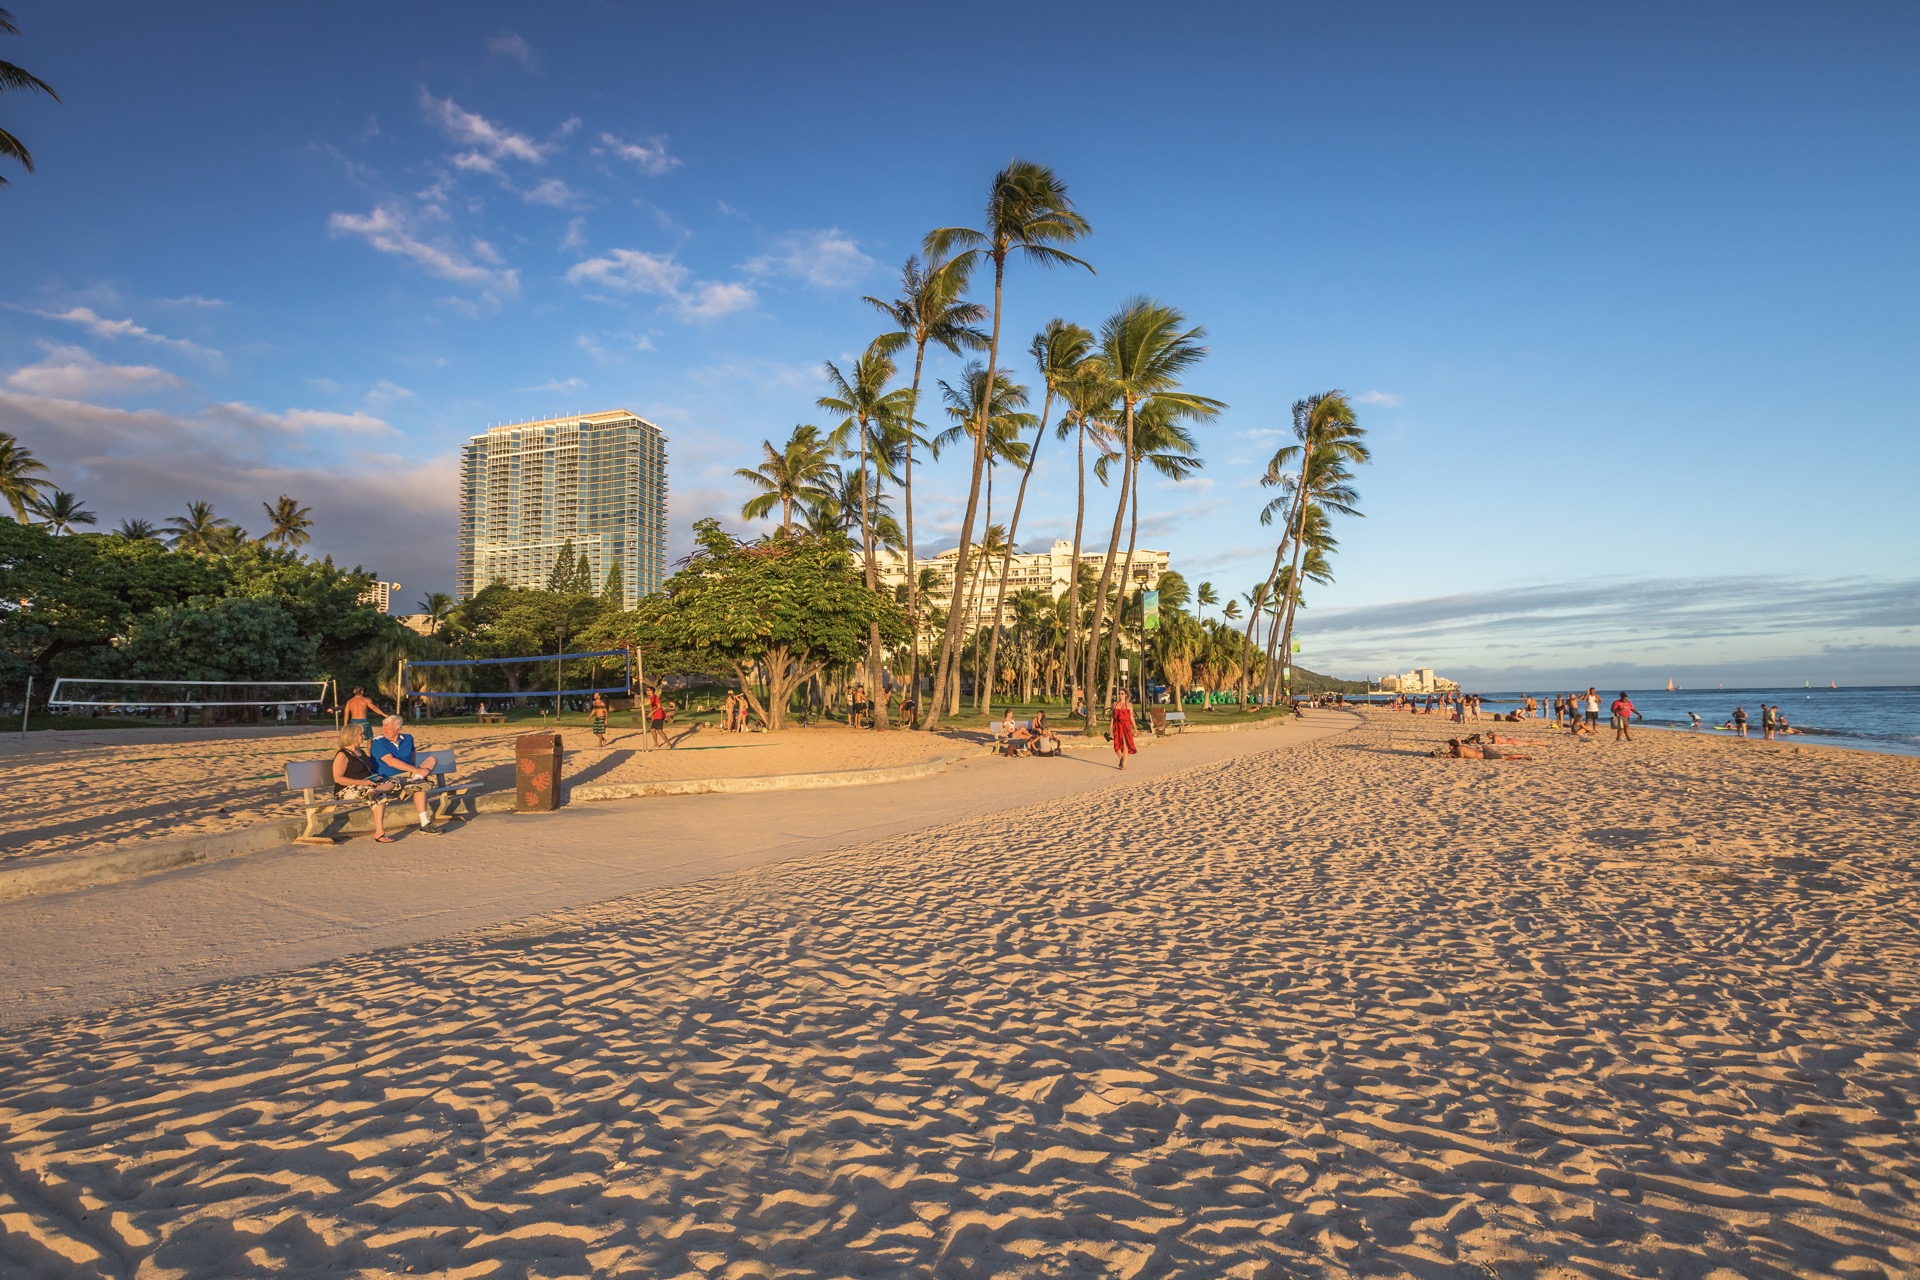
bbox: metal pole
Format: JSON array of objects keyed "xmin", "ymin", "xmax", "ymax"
[
  {"xmin": 20, "ymin": 676, "xmax": 31, "ymax": 738},
  {"xmin": 636, "ymin": 647, "xmax": 647, "ymax": 751}
]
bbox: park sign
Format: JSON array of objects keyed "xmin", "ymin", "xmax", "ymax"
[{"xmin": 1142, "ymin": 589, "xmax": 1159, "ymax": 632}]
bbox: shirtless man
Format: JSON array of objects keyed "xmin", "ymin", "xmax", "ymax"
[
  {"xmin": 1436, "ymin": 738, "xmax": 1533, "ymax": 760},
  {"xmin": 342, "ymin": 686, "xmax": 386, "ymax": 742}
]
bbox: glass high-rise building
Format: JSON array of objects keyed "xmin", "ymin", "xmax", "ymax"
[{"xmin": 457, "ymin": 410, "xmax": 668, "ymax": 609}]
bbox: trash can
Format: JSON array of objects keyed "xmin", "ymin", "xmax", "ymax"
[{"xmin": 515, "ymin": 733, "xmax": 564, "ymax": 812}]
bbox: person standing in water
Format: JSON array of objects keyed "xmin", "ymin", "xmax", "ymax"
[{"xmin": 1110, "ymin": 689, "xmax": 1139, "ymax": 771}]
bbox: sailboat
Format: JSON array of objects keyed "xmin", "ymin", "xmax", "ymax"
[
  {"xmin": 1830, "ymin": 680, "xmax": 1838, "ymax": 689},
  {"xmin": 1666, "ymin": 677, "xmax": 1675, "ymax": 692}
]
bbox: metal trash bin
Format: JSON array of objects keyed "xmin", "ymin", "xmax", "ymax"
[{"xmin": 515, "ymin": 732, "xmax": 564, "ymax": 812}]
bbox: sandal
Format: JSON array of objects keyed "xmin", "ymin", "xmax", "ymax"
[{"xmin": 374, "ymin": 834, "xmax": 395, "ymax": 843}]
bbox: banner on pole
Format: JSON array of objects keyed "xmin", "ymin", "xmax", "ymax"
[
  {"xmin": 1292, "ymin": 638, "xmax": 1302, "ymax": 653},
  {"xmin": 1141, "ymin": 589, "xmax": 1160, "ymax": 632}
]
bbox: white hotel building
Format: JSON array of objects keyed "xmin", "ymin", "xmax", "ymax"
[
  {"xmin": 874, "ymin": 539, "xmax": 1171, "ymax": 633},
  {"xmin": 456, "ymin": 410, "xmax": 668, "ymax": 609}
]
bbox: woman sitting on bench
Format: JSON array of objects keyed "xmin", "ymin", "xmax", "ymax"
[{"xmin": 331, "ymin": 727, "xmax": 432, "ymax": 843}]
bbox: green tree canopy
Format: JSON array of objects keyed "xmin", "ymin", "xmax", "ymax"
[
  {"xmin": 116, "ymin": 596, "xmax": 318, "ymax": 683},
  {"xmin": 629, "ymin": 519, "xmax": 905, "ymax": 730}
]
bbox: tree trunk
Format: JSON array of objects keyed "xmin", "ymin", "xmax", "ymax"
[
  {"xmin": 979, "ymin": 383, "xmax": 1054, "ymax": 716},
  {"xmin": 1083, "ymin": 399, "xmax": 1135, "ymax": 712},
  {"xmin": 1103, "ymin": 468, "xmax": 1140, "ymax": 709},
  {"xmin": 926, "ymin": 250, "xmax": 1004, "ymax": 730},
  {"xmin": 903, "ymin": 337, "xmax": 929, "ymax": 710},
  {"xmin": 1068, "ymin": 421, "xmax": 1087, "ymax": 709},
  {"xmin": 855, "ymin": 415, "xmax": 890, "ymax": 731}
]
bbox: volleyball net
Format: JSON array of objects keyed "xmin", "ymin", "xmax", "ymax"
[
  {"xmin": 400, "ymin": 649, "xmax": 633, "ymax": 700},
  {"xmin": 46, "ymin": 678, "xmax": 332, "ymax": 710}
]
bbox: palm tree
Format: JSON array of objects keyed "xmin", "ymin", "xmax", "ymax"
[
  {"xmin": 819, "ymin": 342, "xmax": 914, "ymax": 730},
  {"xmin": 115, "ymin": 517, "xmax": 159, "ymax": 541},
  {"xmin": 1055, "ymin": 363, "xmax": 1116, "ymax": 704},
  {"xmin": 977, "ymin": 319, "xmax": 1096, "ymax": 716},
  {"xmin": 262, "ymin": 494, "xmax": 314, "ymax": 548},
  {"xmin": 737, "ymin": 424, "xmax": 835, "ymax": 533},
  {"xmin": 1092, "ymin": 396, "xmax": 1204, "ymax": 705},
  {"xmin": 864, "ymin": 255, "xmax": 988, "ymax": 699},
  {"xmin": 164, "ymin": 500, "xmax": 236, "ymax": 553},
  {"xmin": 1081, "ymin": 298, "xmax": 1222, "ymax": 711},
  {"xmin": 0, "ymin": 430, "xmax": 48, "ymax": 520},
  {"xmin": 921, "ymin": 161, "xmax": 1092, "ymax": 729},
  {"xmin": 1196, "ymin": 581, "xmax": 1218, "ymax": 623},
  {"xmin": 1260, "ymin": 393, "xmax": 1367, "ymax": 701},
  {"xmin": 0, "ymin": 8, "xmax": 59, "ymax": 188},
  {"xmin": 417, "ymin": 591, "xmax": 455, "ymax": 637},
  {"xmin": 1262, "ymin": 505, "xmax": 1339, "ymax": 703},
  {"xmin": 29, "ymin": 489, "xmax": 94, "ymax": 534}
]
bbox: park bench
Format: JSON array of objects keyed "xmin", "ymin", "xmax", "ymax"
[
  {"xmin": 475, "ymin": 711, "xmax": 506, "ymax": 725},
  {"xmin": 285, "ymin": 750, "xmax": 479, "ymax": 844},
  {"xmin": 1151, "ymin": 707, "xmax": 1188, "ymax": 735}
]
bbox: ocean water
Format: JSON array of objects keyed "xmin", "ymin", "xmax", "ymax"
[{"xmin": 1479, "ymin": 686, "xmax": 1920, "ymax": 757}]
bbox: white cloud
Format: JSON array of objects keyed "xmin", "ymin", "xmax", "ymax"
[
  {"xmin": 560, "ymin": 216, "xmax": 587, "ymax": 252},
  {"xmin": 487, "ymin": 32, "xmax": 539, "ymax": 70},
  {"xmin": 418, "ymin": 90, "xmax": 547, "ymax": 164},
  {"xmin": 156, "ymin": 293, "xmax": 229, "ymax": 308},
  {"xmin": 565, "ymin": 248, "xmax": 755, "ymax": 321},
  {"xmin": 1355, "ymin": 390, "xmax": 1401, "ymax": 407},
  {"xmin": 0, "ymin": 388, "xmax": 453, "ymax": 589},
  {"xmin": 5, "ymin": 345, "xmax": 186, "ymax": 398},
  {"xmin": 517, "ymin": 377, "xmax": 587, "ymax": 394},
  {"xmin": 365, "ymin": 380, "xmax": 414, "ymax": 407},
  {"xmin": 597, "ymin": 131, "xmax": 680, "ymax": 176},
  {"xmin": 521, "ymin": 177, "xmax": 580, "ymax": 208},
  {"xmin": 204, "ymin": 402, "xmax": 395, "ymax": 436},
  {"xmin": 451, "ymin": 150, "xmax": 501, "ymax": 176},
  {"xmin": 327, "ymin": 204, "xmax": 520, "ymax": 299},
  {"xmin": 744, "ymin": 228, "xmax": 877, "ymax": 289},
  {"xmin": 575, "ymin": 330, "xmax": 655, "ymax": 363},
  {"xmin": 23, "ymin": 305, "xmax": 219, "ymax": 358}
]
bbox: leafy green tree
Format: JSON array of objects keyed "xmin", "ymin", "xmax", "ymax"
[
  {"xmin": 575, "ymin": 551, "xmax": 593, "ymax": 594},
  {"xmin": 115, "ymin": 517, "xmax": 159, "ymax": 541},
  {"xmin": 0, "ymin": 7, "xmax": 58, "ymax": 188},
  {"xmin": 417, "ymin": 591, "xmax": 455, "ymax": 636},
  {"xmin": 0, "ymin": 431, "xmax": 49, "ymax": 520},
  {"xmin": 29, "ymin": 489, "xmax": 94, "ymax": 534},
  {"xmin": 601, "ymin": 559, "xmax": 623, "ymax": 603},
  {"xmin": 922, "ymin": 161, "xmax": 1092, "ymax": 728},
  {"xmin": 262, "ymin": 494, "xmax": 314, "ymax": 548},
  {"xmin": 1259, "ymin": 392, "xmax": 1367, "ymax": 699},
  {"xmin": 630, "ymin": 519, "xmax": 905, "ymax": 731},
  {"xmin": 116, "ymin": 596, "xmax": 318, "ymax": 682}
]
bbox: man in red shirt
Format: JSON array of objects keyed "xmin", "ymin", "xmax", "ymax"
[{"xmin": 1610, "ymin": 692, "xmax": 1637, "ymax": 742}]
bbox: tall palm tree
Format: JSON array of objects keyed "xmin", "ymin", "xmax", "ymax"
[
  {"xmin": 115, "ymin": 517, "xmax": 159, "ymax": 541},
  {"xmin": 417, "ymin": 591, "xmax": 455, "ymax": 637},
  {"xmin": 737, "ymin": 424, "xmax": 835, "ymax": 533},
  {"xmin": 0, "ymin": 430, "xmax": 48, "ymax": 520},
  {"xmin": 977, "ymin": 319, "xmax": 1096, "ymax": 715},
  {"xmin": 0, "ymin": 8, "xmax": 59, "ymax": 188},
  {"xmin": 262, "ymin": 494, "xmax": 314, "ymax": 549},
  {"xmin": 29, "ymin": 489, "xmax": 94, "ymax": 534},
  {"xmin": 1055, "ymin": 363, "xmax": 1116, "ymax": 704},
  {"xmin": 1082, "ymin": 298, "xmax": 1222, "ymax": 711},
  {"xmin": 819, "ymin": 343, "xmax": 914, "ymax": 729},
  {"xmin": 864, "ymin": 255, "xmax": 988, "ymax": 698},
  {"xmin": 1262, "ymin": 505, "xmax": 1339, "ymax": 702},
  {"xmin": 921, "ymin": 161, "xmax": 1092, "ymax": 729},
  {"xmin": 1260, "ymin": 393, "xmax": 1367, "ymax": 701},
  {"xmin": 1196, "ymin": 581, "xmax": 1218, "ymax": 624},
  {"xmin": 164, "ymin": 500, "xmax": 236, "ymax": 553},
  {"xmin": 1092, "ymin": 397, "xmax": 1204, "ymax": 705}
]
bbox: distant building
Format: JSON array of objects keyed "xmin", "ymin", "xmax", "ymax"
[
  {"xmin": 457, "ymin": 409, "xmax": 668, "ymax": 609},
  {"xmin": 1381, "ymin": 667, "xmax": 1459, "ymax": 695},
  {"xmin": 874, "ymin": 540, "xmax": 1171, "ymax": 634},
  {"xmin": 394, "ymin": 614, "xmax": 438, "ymax": 637},
  {"xmin": 359, "ymin": 579, "xmax": 401, "ymax": 613}
]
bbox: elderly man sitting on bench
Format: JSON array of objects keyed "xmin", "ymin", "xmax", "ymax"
[{"xmin": 369, "ymin": 715, "xmax": 445, "ymax": 838}]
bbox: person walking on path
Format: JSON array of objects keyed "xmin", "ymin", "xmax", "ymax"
[
  {"xmin": 1110, "ymin": 688, "xmax": 1139, "ymax": 771},
  {"xmin": 342, "ymin": 686, "xmax": 386, "ymax": 742},
  {"xmin": 589, "ymin": 693, "xmax": 608, "ymax": 748},
  {"xmin": 1610, "ymin": 691, "xmax": 1637, "ymax": 742},
  {"xmin": 1584, "ymin": 688, "xmax": 1601, "ymax": 733}
]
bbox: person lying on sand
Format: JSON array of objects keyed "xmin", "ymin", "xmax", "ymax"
[
  {"xmin": 1434, "ymin": 738, "xmax": 1534, "ymax": 760},
  {"xmin": 1462, "ymin": 732, "xmax": 1541, "ymax": 747}
]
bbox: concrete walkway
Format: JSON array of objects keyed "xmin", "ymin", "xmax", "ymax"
[{"xmin": 0, "ymin": 713, "xmax": 1357, "ymax": 1028}]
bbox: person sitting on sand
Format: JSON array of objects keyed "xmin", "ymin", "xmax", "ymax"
[
  {"xmin": 1435, "ymin": 737, "xmax": 1533, "ymax": 760},
  {"xmin": 1029, "ymin": 710, "xmax": 1060, "ymax": 757},
  {"xmin": 365, "ymin": 717, "xmax": 444, "ymax": 839}
]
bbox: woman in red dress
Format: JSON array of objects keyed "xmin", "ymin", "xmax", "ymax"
[{"xmin": 1110, "ymin": 689, "xmax": 1139, "ymax": 770}]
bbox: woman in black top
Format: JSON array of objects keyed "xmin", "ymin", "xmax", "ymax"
[{"xmin": 331, "ymin": 726, "xmax": 420, "ymax": 842}]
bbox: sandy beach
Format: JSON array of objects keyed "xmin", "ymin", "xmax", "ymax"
[
  {"xmin": 0, "ymin": 711, "xmax": 1915, "ymax": 1277},
  {"xmin": 0, "ymin": 718, "xmax": 972, "ymax": 867}
]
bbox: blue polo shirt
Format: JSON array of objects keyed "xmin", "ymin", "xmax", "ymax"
[{"xmin": 369, "ymin": 733, "xmax": 417, "ymax": 779}]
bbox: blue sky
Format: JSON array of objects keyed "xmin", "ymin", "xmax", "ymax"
[{"xmin": 4, "ymin": 1, "xmax": 1916, "ymax": 686}]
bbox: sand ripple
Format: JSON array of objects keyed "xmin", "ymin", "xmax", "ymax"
[{"xmin": 1, "ymin": 715, "xmax": 1916, "ymax": 1277}]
